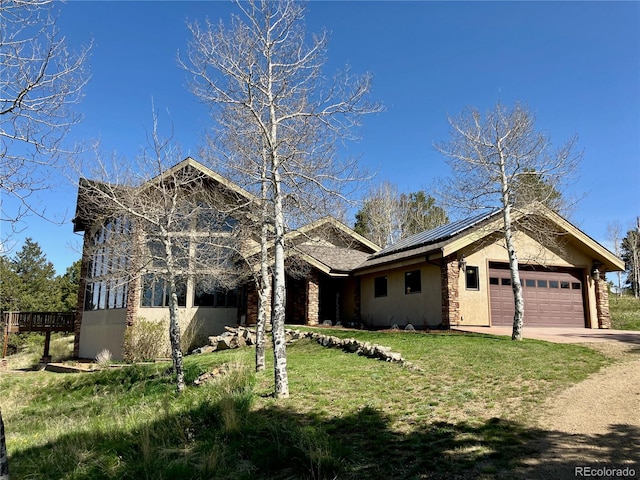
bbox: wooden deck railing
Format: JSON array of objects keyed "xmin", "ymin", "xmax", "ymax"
[
  {"xmin": 2, "ymin": 311, "xmax": 75, "ymax": 333},
  {"xmin": 2, "ymin": 311, "xmax": 76, "ymax": 362}
]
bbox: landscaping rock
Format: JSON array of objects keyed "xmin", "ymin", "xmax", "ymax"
[
  {"xmin": 193, "ymin": 365, "xmax": 228, "ymax": 386},
  {"xmin": 282, "ymin": 328, "xmax": 408, "ymax": 366}
]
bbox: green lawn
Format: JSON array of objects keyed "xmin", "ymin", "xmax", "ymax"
[
  {"xmin": 610, "ymin": 294, "xmax": 640, "ymax": 330},
  {"xmin": 1, "ymin": 329, "xmax": 612, "ymax": 480}
]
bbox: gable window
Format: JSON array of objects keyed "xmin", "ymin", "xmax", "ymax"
[
  {"xmin": 405, "ymin": 270, "xmax": 421, "ymax": 294},
  {"xmin": 374, "ymin": 276, "xmax": 387, "ymax": 297},
  {"xmin": 465, "ymin": 266, "xmax": 479, "ymax": 290}
]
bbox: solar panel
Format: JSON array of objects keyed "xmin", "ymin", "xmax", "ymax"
[{"xmin": 369, "ymin": 209, "xmax": 500, "ymax": 259}]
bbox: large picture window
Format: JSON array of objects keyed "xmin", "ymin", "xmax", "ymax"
[
  {"xmin": 141, "ymin": 275, "xmax": 187, "ymax": 307},
  {"xmin": 194, "ymin": 280, "xmax": 238, "ymax": 308},
  {"xmin": 404, "ymin": 270, "xmax": 421, "ymax": 294}
]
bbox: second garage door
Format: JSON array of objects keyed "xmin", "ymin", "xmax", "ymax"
[{"xmin": 489, "ymin": 263, "xmax": 585, "ymax": 327}]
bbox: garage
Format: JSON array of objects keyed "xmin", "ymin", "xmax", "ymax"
[{"xmin": 489, "ymin": 262, "xmax": 586, "ymax": 327}]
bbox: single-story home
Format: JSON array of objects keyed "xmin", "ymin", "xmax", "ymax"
[
  {"xmin": 353, "ymin": 206, "xmax": 624, "ymax": 330},
  {"xmin": 71, "ymin": 158, "xmax": 624, "ymax": 360}
]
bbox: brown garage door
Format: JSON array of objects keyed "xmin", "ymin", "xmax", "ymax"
[{"xmin": 489, "ymin": 263, "xmax": 585, "ymax": 327}]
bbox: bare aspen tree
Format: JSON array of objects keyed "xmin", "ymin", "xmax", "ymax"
[
  {"xmin": 436, "ymin": 102, "xmax": 581, "ymax": 340},
  {"xmin": 182, "ymin": 0, "xmax": 381, "ymax": 398},
  {"xmin": 1, "ymin": 0, "xmax": 90, "ymax": 234},
  {"xmin": 354, "ymin": 182, "xmax": 404, "ymax": 248},
  {"xmin": 607, "ymin": 221, "xmax": 624, "ymax": 296},
  {"xmin": 0, "ymin": 408, "xmax": 7, "ymax": 480},
  {"xmin": 355, "ymin": 183, "xmax": 448, "ymax": 247},
  {"xmin": 622, "ymin": 219, "xmax": 640, "ymax": 298},
  {"xmin": 75, "ymin": 119, "xmax": 249, "ymax": 392}
]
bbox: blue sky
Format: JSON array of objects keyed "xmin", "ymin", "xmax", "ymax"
[{"xmin": 4, "ymin": 1, "xmax": 639, "ymax": 274}]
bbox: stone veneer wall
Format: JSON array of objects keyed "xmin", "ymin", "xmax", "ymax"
[
  {"xmin": 246, "ymin": 282, "xmax": 272, "ymax": 326},
  {"xmin": 246, "ymin": 283, "xmax": 259, "ymax": 325},
  {"xmin": 353, "ymin": 277, "xmax": 361, "ymax": 322},
  {"xmin": 440, "ymin": 254, "xmax": 460, "ymax": 327},
  {"xmin": 595, "ymin": 274, "xmax": 611, "ymax": 329},
  {"xmin": 306, "ymin": 271, "xmax": 319, "ymax": 325},
  {"xmin": 73, "ymin": 230, "xmax": 91, "ymax": 358}
]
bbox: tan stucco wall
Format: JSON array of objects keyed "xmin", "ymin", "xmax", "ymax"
[
  {"xmin": 359, "ymin": 230, "xmax": 600, "ymax": 330},
  {"xmin": 78, "ymin": 309, "xmax": 128, "ymax": 360},
  {"xmin": 79, "ymin": 306, "xmax": 238, "ymax": 361},
  {"xmin": 360, "ymin": 262, "xmax": 442, "ymax": 328},
  {"xmin": 457, "ymin": 232, "xmax": 595, "ymax": 327},
  {"xmin": 138, "ymin": 306, "xmax": 239, "ymax": 355}
]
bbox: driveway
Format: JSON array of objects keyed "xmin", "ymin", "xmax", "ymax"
[{"xmin": 452, "ymin": 325, "xmax": 640, "ymax": 346}]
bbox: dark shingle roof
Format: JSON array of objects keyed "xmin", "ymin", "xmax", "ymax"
[
  {"xmin": 369, "ymin": 209, "xmax": 501, "ymax": 260},
  {"xmin": 297, "ymin": 244, "xmax": 371, "ymax": 273}
]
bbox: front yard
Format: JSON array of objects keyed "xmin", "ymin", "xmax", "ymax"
[{"xmin": 1, "ymin": 328, "xmax": 614, "ymax": 479}]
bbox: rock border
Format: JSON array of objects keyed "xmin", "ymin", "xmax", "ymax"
[
  {"xmin": 192, "ymin": 326, "xmax": 421, "ymax": 371},
  {"xmin": 286, "ymin": 329, "xmax": 421, "ymax": 371}
]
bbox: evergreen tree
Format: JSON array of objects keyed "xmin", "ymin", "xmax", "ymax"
[
  {"xmin": 1, "ymin": 240, "xmax": 81, "ymax": 312},
  {"xmin": 53, "ymin": 260, "xmax": 81, "ymax": 312},
  {"xmin": 0, "ymin": 256, "xmax": 21, "ymax": 311},
  {"xmin": 401, "ymin": 191, "xmax": 449, "ymax": 237}
]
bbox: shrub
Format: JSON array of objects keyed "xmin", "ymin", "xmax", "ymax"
[
  {"xmin": 49, "ymin": 333, "xmax": 74, "ymax": 361},
  {"xmin": 94, "ymin": 349, "xmax": 112, "ymax": 368},
  {"xmin": 122, "ymin": 318, "xmax": 167, "ymax": 363}
]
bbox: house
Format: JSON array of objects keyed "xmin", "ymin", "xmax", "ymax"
[
  {"xmin": 71, "ymin": 158, "xmax": 623, "ymax": 360},
  {"xmin": 353, "ymin": 206, "xmax": 624, "ymax": 330},
  {"xmin": 71, "ymin": 158, "xmax": 379, "ymax": 360}
]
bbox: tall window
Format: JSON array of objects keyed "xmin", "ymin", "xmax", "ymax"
[
  {"xmin": 405, "ymin": 270, "xmax": 421, "ymax": 294},
  {"xmin": 84, "ymin": 219, "xmax": 130, "ymax": 311},
  {"xmin": 465, "ymin": 266, "xmax": 479, "ymax": 290}
]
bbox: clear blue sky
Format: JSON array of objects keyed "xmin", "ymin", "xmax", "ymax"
[{"xmin": 4, "ymin": 1, "xmax": 639, "ymax": 274}]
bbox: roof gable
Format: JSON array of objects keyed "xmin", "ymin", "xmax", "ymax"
[
  {"xmin": 73, "ymin": 157, "xmax": 258, "ymax": 233},
  {"xmin": 356, "ymin": 203, "xmax": 624, "ymax": 272},
  {"xmin": 369, "ymin": 209, "xmax": 499, "ymax": 259},
  {"xmin": 289, "ymin": 216, "xmax": 381, "ymax": 254}
]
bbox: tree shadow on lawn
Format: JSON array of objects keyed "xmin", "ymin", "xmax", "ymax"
[{"xmin": 8, "ymin": 398, "xmax": 640, "ymax": 480}]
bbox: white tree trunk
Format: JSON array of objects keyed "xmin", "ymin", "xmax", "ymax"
[
  {"xmin": 0, "ymin": 409, "xmax": 8, "ymax": 480},
  {"xmin": 167, "ymin": 278, "xmax": 185, "ymax": 393},
  {"xmin": 271, "ymin": 163, "xmax": 289, "ymax": 398},
  {"xmin": 503, "ymin": 205, "xmax": 524, "ymax": 340},
  {"xmin": 499, "ymin": 152, "xmax": 524, "ymax": 341},
  {"xmin": 164, "ymin": 239, "xmax": 185, "ymax": 393},
  {"xmin": 255, "ymin": 217, "xmax": 270, "ymax": 372},
  {"xmin": 255, "ymin": 159, "xmax": 271, "ymax": 372}
]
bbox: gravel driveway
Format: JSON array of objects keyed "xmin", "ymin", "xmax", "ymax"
[{"xmin": 518, "ymin": 342, "xmax": 640, "ymax": 479}]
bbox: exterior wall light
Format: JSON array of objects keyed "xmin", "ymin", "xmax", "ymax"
[
  {"xmin": 591, "ymin": 262, "xmax": 601, "ymax": 281},
  {"xmin": 458, "ymin": 255, "xmax": 466, "ymax": 271}
]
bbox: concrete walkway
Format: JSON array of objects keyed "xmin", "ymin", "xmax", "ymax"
[{"xmin": 451, "ymin": 325, "xmax": 640, "ymax": 346}]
